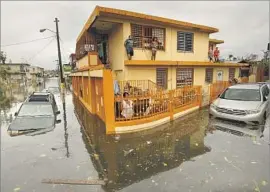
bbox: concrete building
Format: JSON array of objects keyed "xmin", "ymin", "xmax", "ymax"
[{"xmin": 71, "ymin": 6, "xmax": 248, "ymax": 134}]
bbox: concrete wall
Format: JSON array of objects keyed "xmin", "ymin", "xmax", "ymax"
[
  {"xmin": 126, "ymin": 66, "xmax": 241, "ymax": 90},
  {"xmin": 122, "ymin": 20, "xmax": 209, "ymax": 62}
]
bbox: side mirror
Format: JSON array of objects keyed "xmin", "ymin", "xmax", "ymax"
[
  {"xmin": 14, "ymin": 112, "xmax": 18, "ymax": 116},
  {"xmin": 56, "ymin": 111, "xmax": 60, "ymax": 115},
  {"xmin": 263, "ymin": 96, "xmax": 267, "ymax": 102},
  {"xmin": 56, "ymin": 119, "xmax": 61, "ymax": 124}
]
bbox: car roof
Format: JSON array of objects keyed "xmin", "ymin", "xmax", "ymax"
[
  {"xmin": 22, "ymin": 102, "xmax": 51, "ymax": 105},
  {"xmin": 32, "ymin": 92, "xmax": 51, "ymax": 95},
  {"xmin": 229, "ymin": 83, "xmax": 266, "ymax": 90}
]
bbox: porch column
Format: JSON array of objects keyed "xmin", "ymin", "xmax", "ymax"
[{"xmin": 103, "ymin": 69, "xmax": 115, "ymax": 134}]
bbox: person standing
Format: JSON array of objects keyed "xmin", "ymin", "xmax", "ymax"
[
  {"xmin": 124, "ymin": 35, "xmax": 134, "ymax": 60},
  {"xmin": 214, "ymin": 47, "xmax": 220, "ymax": 62},
  {"xmin": 208, "ymin": 47, "xmax": 213, "ymax": 62},
  {"xmin": 121, "ymin": 92, "xmax": 134, "ymax": 119},
  {"xmin": 151, "ymin": 37, "xmax": 159, "ymax": 60}
]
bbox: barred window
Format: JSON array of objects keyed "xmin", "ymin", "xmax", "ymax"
[
  {"xmin": 176, "ymin": 68, "xmax": 194, "ymax": 88},
  {"xmin": 205, "ymin": 68, "xmax": 213, "ymax": 83},
  {"xmin": 229, "ymin": 68, "xmax": 235, "ymax": 80},
  {"xmin": 131, "ymin": 24, "xmax": 165, "ymax": 50},
  {"xmin": 156, "ymin": 68, "xmax": 168, "ymax": 89},
  {"xmin": 177, "ymin": 32, "xmax": 194, "ymax": 52}
]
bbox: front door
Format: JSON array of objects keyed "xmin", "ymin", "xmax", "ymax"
[{"xmin": 217, "ymin": 70, "xmax": 223, "ymax": 81}]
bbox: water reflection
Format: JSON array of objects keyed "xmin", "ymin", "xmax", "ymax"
[
  {"xmin": 207, "ymin": 118, "xmax": 265, "ymax": 138},
  {"xmin": 62, "ymin": 93, "xmax": 70, "ymax": 158},
  {"xmin": 73, "ymin": 95, "xmax": 211, "ymax": 191}
]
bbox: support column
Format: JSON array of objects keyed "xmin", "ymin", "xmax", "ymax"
[{"xmin": 103, "ymin": 69, "xmax": 115, "ymax": 134}]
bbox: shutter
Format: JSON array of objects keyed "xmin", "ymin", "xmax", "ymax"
[
  {"xmin": 185, "ymin": 33, "xmax": 193, "ymax": 52},
  {"xmin": 176, "ymin": 68, "xmax": 193, "ymax": 88},
  {"xmin": 177, "ymin": 32, "xmax": 185, "ymax": 51},
  {"xmin": 229, "ymin": 68, "xmax": 235, "ymax": 80},
  {"xmin": 205, "ymin": 68, "xmax": 213, "ymax": 83},
  {"xmin": 156, "ymin": 68, "xmax": 168, "ymax": 89}
]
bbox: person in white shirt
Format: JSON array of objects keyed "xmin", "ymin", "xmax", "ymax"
[{"xmin": 121, "ymin": 92, "xmax": 134, "ymax": 119}]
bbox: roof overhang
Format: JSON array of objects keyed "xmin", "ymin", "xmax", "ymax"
[
  {"xmin": 124, "ymin": 60, "xmax": 249, "ymax": 67},
  {"xmin": 77, "ymin": 6, "xmax": 219, "ymax": 42},
  {"xmin": 209, "ymin": 38, "xmax": 224, "ymax": 44}
]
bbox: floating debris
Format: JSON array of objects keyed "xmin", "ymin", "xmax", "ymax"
[
  {"xmin": 14, "ymin": 187, "xmax": 20, "ymax": 192},
  {"xmin": 163, "ymin": 162, "xmax": 168, "ymax": 167},
  {"xmin": 147, "ymin": 141, "xmax": 152, "ymax": 145},
  {"xmin": 39, "ymin": 154, "xmax": 46, "ymax": 158},
  {"xmin": 261, "ymin": 180, "xmax": 268, "ymax": 186},
  {"xmin": 123, "ymin": 149, "xmax": 134, "ymax": 156}
]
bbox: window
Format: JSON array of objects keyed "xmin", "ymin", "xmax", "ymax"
[
  {"xmin": 205, "ymin": 68, "xmax": 213, "ymax": 83},
  {"xmin": 220, "ymin": 88, "xmax": 261, "ymax": 101},
  {"xmin": 131, "ymin": 24, "xmax": 165, "ymax": 50},
  {"xmin": 156, "ymin": 68, "xmax": 168, "ymax": 89},
  {"xmin": 229, "ymin": 68, "xmax": 235, "ymax": 80},
  {"xmin": 177, "ymin": 32, "xmax": 194, "ymax": 52},
  {"xmin": 176, "ymin": 68, "xmax": 194, "ymax": 88}
]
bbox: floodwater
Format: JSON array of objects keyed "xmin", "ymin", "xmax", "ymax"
[{"xmin": 1, "ymin": 78, "xmax": 269, "ymax": 192}]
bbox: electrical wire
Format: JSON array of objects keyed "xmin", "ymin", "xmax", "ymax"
[
  {"xmin": 59, "ymin": 37, "xmax": 71, "ymax": 64},
  {"xmin": 1, "ymin": 36, "xmax": 55, "ymax": 47},
  {"xmin": 28, "ymin": 38, "xmax": 55, "ymax": 62}
]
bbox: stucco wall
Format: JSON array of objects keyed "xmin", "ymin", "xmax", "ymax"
[
  {"xmin": 108, "ymin": 24, "xmax": 125, "ymax": 71},
  {"xmin": 122, "ymin": 20, "xmax": 209, "ymax": 62}
]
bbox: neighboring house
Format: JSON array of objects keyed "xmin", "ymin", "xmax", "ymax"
[{"xmin": 71, "ymin": 6, "xmax": 248, "ymax": 134}]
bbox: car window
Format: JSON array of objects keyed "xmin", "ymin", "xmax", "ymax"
[
  {"xmin": 18, "ymin": 104, "xmax": 54, "ymax": 117},
  {"xmin": 220, "ymin": 88, "xmax": 261, "ymax": 101}
]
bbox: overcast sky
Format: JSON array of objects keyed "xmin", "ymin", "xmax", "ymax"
[{"xmin": 1, "ymin": 1, "xmax": 269, "ymax": 70}]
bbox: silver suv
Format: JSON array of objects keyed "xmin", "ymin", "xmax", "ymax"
[{"xmin": 210, "ymin": 83, "xmax": 269, "ymax": 125}]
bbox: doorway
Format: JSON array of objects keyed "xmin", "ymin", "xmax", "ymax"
[{"xmin": 96, "ymin": 34, "xmax": 109, "ymax": 65}]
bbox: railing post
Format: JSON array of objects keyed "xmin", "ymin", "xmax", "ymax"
[
  {"xmin": 103, "ymin": 69, "xmax": 115, "ymax": 134},
  {"xmin": 198, "ymin": 86, "xmax": 202, "ymax": 107},
  {"xmin": 169, "ymin": 90, "xmax": 174, "ymax": 121}
]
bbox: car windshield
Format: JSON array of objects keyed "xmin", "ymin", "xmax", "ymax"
[
  {"xmin": 18, "ymin": 104, "xmax": 54, "ymax": 117},
  {"xmin": 220, "ymin": 88, "xmax": 261, "ymax": 101},
  {"xmin": 48, "ymin": 87, "xmax": 59, "ymax": 93}
]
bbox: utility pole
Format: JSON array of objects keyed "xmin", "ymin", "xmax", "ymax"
[{"xmin": 54, "ymin": 18, "xmax": 65, "ymax": 92}]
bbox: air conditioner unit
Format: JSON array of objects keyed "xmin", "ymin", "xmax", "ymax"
[{"xmin": 84, "ymin": 44, "xmax": 95, "ymax": 52}]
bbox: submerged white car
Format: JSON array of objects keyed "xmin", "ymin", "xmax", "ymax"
[{"xmin": 210, "ymin": 83, "xmax": 269, "ymax": 125}]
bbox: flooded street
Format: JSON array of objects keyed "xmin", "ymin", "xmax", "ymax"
[{"xmin": 1, "ymin": 78, "xmax": 269, "ymax": 192}]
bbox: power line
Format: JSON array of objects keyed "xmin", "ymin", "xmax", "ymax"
[
  {"xmin": 1, "ymin": 36, "xmax": 55, "ymax": 47},
  {"xmin": 28, "ymin": 38, "xmax": 55, "ymax": 62}
]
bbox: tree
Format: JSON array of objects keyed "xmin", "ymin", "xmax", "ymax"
[{"xmin": 0, "ymin": 51, "xmax": 7, "ymax": 64}]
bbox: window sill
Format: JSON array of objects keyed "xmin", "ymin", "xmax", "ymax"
[
  {"xmin": 133, "ymin": 48, "xmax": 166, "ymax": 52},
  {"xmin": 177, "ymin": 51, "xmax": 194, "ymax": 53}
]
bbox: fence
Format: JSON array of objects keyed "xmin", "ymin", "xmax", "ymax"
[
  {"xmin": 114, "ymin": 85, "xmax": 201, "ymax": 122},
  {"xmin": 209, "ymin": 81, "xmax": 231, "ymax": 103}
]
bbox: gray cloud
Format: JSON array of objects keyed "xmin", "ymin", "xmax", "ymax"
[{"xmin": 1, "ymin": 1, "xmax": 269, "ymax": 69}]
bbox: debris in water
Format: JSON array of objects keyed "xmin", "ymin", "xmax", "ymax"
[
  {"xmin": 251, "ymin": 161, "xmax": 257, "ymax": 164},
  {"xmin": 163, "ymin": 162, "xmax": 168, "ymax": 167},
  {"xmin": 123, "ymin": 149, "xmax": 134, "ymax": 156},
  {"xmin": 261, "ymin": 180, "xmax": 268, "ymax": 186},
  {"xmin": 195, "ymin": 143, "xmax": 199, "ymax": 146},
  {"xmin": 39, "ymin": 154, "xmax": 46, "ymax": 158},
  {"xmin": 14, "ymin": 187, "xmax": 20, "ymax": 192},
  {"xmin": 147, "ymin": 141, "xmax": 152, "ymax": 145}
]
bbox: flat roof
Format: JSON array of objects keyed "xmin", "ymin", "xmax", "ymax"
[{"xmin": 77, "ymin": 6, "xmax": 219, "ymax": 42}]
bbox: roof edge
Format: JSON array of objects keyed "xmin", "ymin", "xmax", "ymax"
[{"xmin": 77, "ymin": 5, "xmax": 219, "ymax": 42}]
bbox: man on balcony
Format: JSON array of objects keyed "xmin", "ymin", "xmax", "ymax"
[
  {"xmin": 124, "ymin": 35, "xmax": 134, "ymax": 60},
  {"xmin": 214, "ymin": 47, "xmax": 220, "ymax": 62}
]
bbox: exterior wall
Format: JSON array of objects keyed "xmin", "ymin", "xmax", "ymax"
[
  {"xmin": 108, "ymin": 24, "xmax": 125, "ymax": 71},
  {"xmin": 122, "ymin": 20, "xmax": 209, "ymax": 62},
  {"xmin": 77, "ymin": 55, "xmax": 89, "ymax": 69},
  {"xmin": 126, "ymin": 65, "xmax": 241, "ymax": 91}
]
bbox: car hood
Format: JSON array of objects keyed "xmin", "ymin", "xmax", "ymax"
[
  {"xmin": 213, "ymin": 98, "xmax": 262, "ymax": 110},
  {"xmin": 8, "ymin": 116, "xmax": 54, "ymax": 131}
]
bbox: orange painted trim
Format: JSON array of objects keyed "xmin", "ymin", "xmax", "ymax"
[
  {"xmin": 77, "ymin": 5, "xmax": 219, "ymax": 42},
  {"xmin": 124, "ymin": 60, "xmax": 249, "ymax": 67},
  {"xmin": 173, "ymin": 102, "xmax": 198, "ymax": 114},
  {"xmin": 209, "ymin": 38, "xmax": 224, "ymax": 44},
  {"xmin": 114, "ymin": 112, "xmax": 170, "ymax": 127},
  {"xmin": 75, "ymin": 65, "xmax": 105, "ymax": 72}
]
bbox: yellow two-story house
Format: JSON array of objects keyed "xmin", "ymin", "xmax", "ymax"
[{"xmin": 72, "ymin": 6, "xmax": 247, "ymax": 134}]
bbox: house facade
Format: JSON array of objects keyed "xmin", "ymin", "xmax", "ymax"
[{"xmin": 71, "ymin": 6, "xmax": 248, "ymax": 134}]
